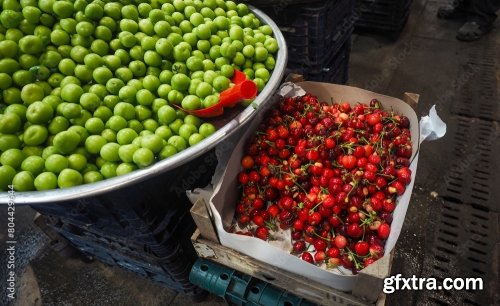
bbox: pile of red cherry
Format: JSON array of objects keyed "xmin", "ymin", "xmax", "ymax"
[{"xmin": 234, "ymin": 93, "xmax": 413, "ymax": 273}]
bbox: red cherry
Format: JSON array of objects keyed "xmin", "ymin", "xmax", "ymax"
[
  {"xmin": 369, "ymin": 244, "xmax": 385, "ymax": 258},
  {"xmin": 340, "ymin": 102, "xmax": 351, "ymax": 112},
  {"xmin": 267, "ymin": 204, "xmax": 279, "ymax": 218},
  {"xmin": 255, "ymin": 226, "xmax": 269, "ymax": 241},
  {"xmin": 353, "ymin": 146, "xmax": 365, "ymax": 158},
  {"xmin": 238, "ymin": 172, "xmax": 249, "ymax": 184},
  {"xmin": 396, "ymin": 167, "xmax": 411, "ymax": 185},
  {"xmin": 306, "ymin": 149, "xmax": 319, "ymax": 161},
  {"xmin": 366, "ymin": 113, "xmax": 381, "ymax": 126},
  {"xmin": 238, "ymin": 215, "xmax": 250, "ymax": 227},
  {"xmin": 327, "ymin": 257, "xmax": 341, "ymax": 268},
  {"xmin": 293, "ymin": 240, "xmax": 306, "ymax": 253},
  {"xmin": 252, "ymin": 215, "xmax": 264, "ymax": 227},
  {"xmin": 292, "ymin": 231, "xmax": 303, "ymax": 241},
  {"xmin": 397, "ymin": 144, "xmax": 412, "ymax": 158},
  {"xmin": 368, "ymin": 154, "xmax": 381, "ymax": 165},
  {"xmin": 341, "ymin": 155, "xmax": 357, "ymax": 170},
  {"xmin": 322, "ymin": 195, "xmax": 336, "ymax": 208},
  {"xmin": 314, "ymin": 251, "xmax": 326, "ymax": 263},
  {"xmin": 301, "ymin": 252, "xmax": 314, "ymax": 263},
  {"xmin": 341, "ymin": 254, "xmax": 353, "ymax": 269},
  {"xmin": 252, "ymin": 198, "xmax": 264, "ymax": 210},
  {"xmin": 329, "ymin": 215, "xmax": 341, "ymax": 227},
  {"xmin": 383, "ymin": 199, "xmax": 395, "ymax": 213},
  {"xmin": 293, "ymin": 219, "xmax": 304, "ymax": 231},
  {"xmin": 308, "ymin": 212, "xmax": 322, "ymax": 226},
  {"xmin": 375, "ymin": 176, "xmax": 387, "ymax": 189},
  {"xmin": 354, "ymin": 241, "xmax": 369, "ymax": 256},
  {"xmin": 334, "ymin": 235, "xmax": 347, "ymax": 249},
  {"xmin": 346, "ymin": 223, "xmax": 363, "ymax": 238},
  {"xmin": 325, "ymin": 138, "xmax": 336, "ymax": 149},
  {"xmin": 248, "ymin": 171, "xmax": 260, "ymax": 183},
  {"xmin": 389, "ymin": 181, "xmax": 406, "ymax": 195},
  {"xmin": 364, "ymin": 258, "xmax": 376, "ymax": 267},
  {"xmin": 363, "ymin": 171, "xmax": 376, "ymax": 182},
  {"xmin": 314, "ymin": 239, "xmax": 327, "ymax": 252},
  {"xmin": 378, "ymin": 223, "xmax": 391, "ymax": 239},
  {"xmin": 277, "ymin": 125, "xmax": 289, "ymax": 138},
  {"xmin": 326, "ymin": 247, "xmax": 340, "ymax": 258}
]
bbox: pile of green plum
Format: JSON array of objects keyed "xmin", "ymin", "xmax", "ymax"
[{"xmin": 0, "ymin": 0, "xmax": 279, "ymax": 191}]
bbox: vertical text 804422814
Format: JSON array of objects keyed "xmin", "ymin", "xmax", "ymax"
[{"xmin": 5, "ymin": 185, "xmax": 16, "ymax": 300}]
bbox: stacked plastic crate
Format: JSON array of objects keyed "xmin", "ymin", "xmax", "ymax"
[
  {"xmin": 190, "ymin": 259, "xmax": 316, "ymax": 306},
  {"xmin": 33, "ymin": 151, "xmax": 217, "ymax": 301},
  {"xmin": 247, "ymin": 0, "xmax": 355, "ymax": 84},
  {"xmin": 355, "ymin": 0, "xmax": 413, "ymax": 36}
]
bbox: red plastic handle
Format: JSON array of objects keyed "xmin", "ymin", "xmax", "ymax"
[
  {"xmin": 180, "ymin": 104, "xmax": 224, "ymax": 117},
  {"xmin": 232, "ymin": 69, "xmax": 248, "ymax": 85},
  {"xmin": 220, "ymin": 80, "xmax": 258, "ymax": 108},
  {"xmin": 174, "ymin": 69, "xmax": 257, "ymax": 118}
]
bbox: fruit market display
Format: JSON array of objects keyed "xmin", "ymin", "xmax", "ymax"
[
  {"xmin": 0, "ymin": 0, "xmax": 279, "ymax": 191},
  {"xmin": 234, "ymin": 93, "xmax": 413, "ymax": 274}
]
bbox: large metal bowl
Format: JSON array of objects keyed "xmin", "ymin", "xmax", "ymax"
[{"xmin": 0, "ymin": 7, "xmax": 288, "ymax": 205}]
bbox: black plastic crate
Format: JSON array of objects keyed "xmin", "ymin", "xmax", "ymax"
[
  {"xmin": 59, "ymin": 226, "xmax": 205, "ymax": 298},
  {"xmin": 260, "ymin": 0, "xmax": 354, "ymax": 44},
  {"xmin": 355, "ymin": 10, "xmax": 410, "ymax": 37},
  {"xmin": 254, "ymin": 0, "xmax": 354, "ymax": 83},
  {"xmin": 358, "ymin": 0, "xmax": 412, "ymax": 13},
  {"xmin": 356, "ymin": 0, "xmax": 411, "ymax": 23},
  {"xmin": 48, "ymin": 207, "xmax": 195, "ymax": 259},
  {"xmin": 355, "ymin": 0, "xmax": 412, "ymax": 35},
  {"xmin": 308, "ymin": 50, "xmax": 350, "ymax": 84},
  {"xmin": 267, "ymin": 0, "xmax": 353, "ymax": 37},
  {"xmin": 287, "ymin": 26, "xmax": 353, "ymax": 72},
  {"xmin": 33, "ymin": 192, "xmax": 190, "ymax": 254},
  {"xmin": 288, "ymin": 40, "xmax": 351, "ymax": 84},
  {"xmin": 255, "ymin": 0, "xmax": 354, "ymax": 62},
  {"xmin": 242, "ymin": 0, "xmax": 324, "ymax": 8},
  {"xmin": 65, "ymin": 233, "xmax": 201, "ymax": 295}
]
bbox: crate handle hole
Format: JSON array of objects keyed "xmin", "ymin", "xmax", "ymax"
[
  {"xmin": 220, "ymin": 273, "xmax": 229, "ymax": 280},
  {"xmin": 251, "ymin": 287, "xmax": 260, "ymax": 294},
  {"xmin": 284, "ymin": 302, "xmax": 293, "ymax": 306},
  {"xmin": 200, "ymin": 264, "xmax": 209, "ymax": 272},
  {"xmin": 261, "ymin": 274, "xmax": 276, "ymax": 281}
]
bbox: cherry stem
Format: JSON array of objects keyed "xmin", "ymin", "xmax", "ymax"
[
  {"xmin": 360, "ymin": 216, "xmax": 374, "ymax": 227},
  {"xmin": 265, "ymin": 140, "xmax": 276, "ymax": 147},
  {"xmin": 346, "ymin": 247, "xmax": 365, "ymax": 270},
  {"xmin": 256, "ymin": 183, "xmax": 263, "ymax": 195},
  {"xmin": 312, "ymin": 231, "xmax": 330, "ymax": 241},
  {"xmin": 388, "ymin": 178, "xmax": 398, "ymax": 185},
  {"xmin": 345, "ymin": 180, "xmax": 359, "ymax": 200},
  {"xmin": 294, "ymin": 181, "xmax": 308, "ymax": 194},
  {"xmin": 376, "ymin": 173, "xmax": 395, "ymax": 179},
  {"xmin": 310, "ymin": 200, "xmax": 324, "ymax": 212},
  {"xmin": 359, "ymin": 137, "xmax": 370, "ymax": 145}
]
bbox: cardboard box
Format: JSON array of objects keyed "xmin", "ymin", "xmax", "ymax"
[{"xmin": 209, "ymin": 82, "xmax": 420, "ymax": 292}]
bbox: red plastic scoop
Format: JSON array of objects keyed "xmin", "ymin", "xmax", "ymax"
[
  {"xmin": 174, "ymin": 70, "xmax": 258, "ymax": 118},
  {"xmin": 220, "ymin": 79, "xmax": 258, "ymax": 108}
]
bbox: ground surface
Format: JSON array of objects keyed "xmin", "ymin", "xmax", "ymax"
[{"xmin": 1, "ymin": 0, "xmax": 499, "ymax": 305}]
